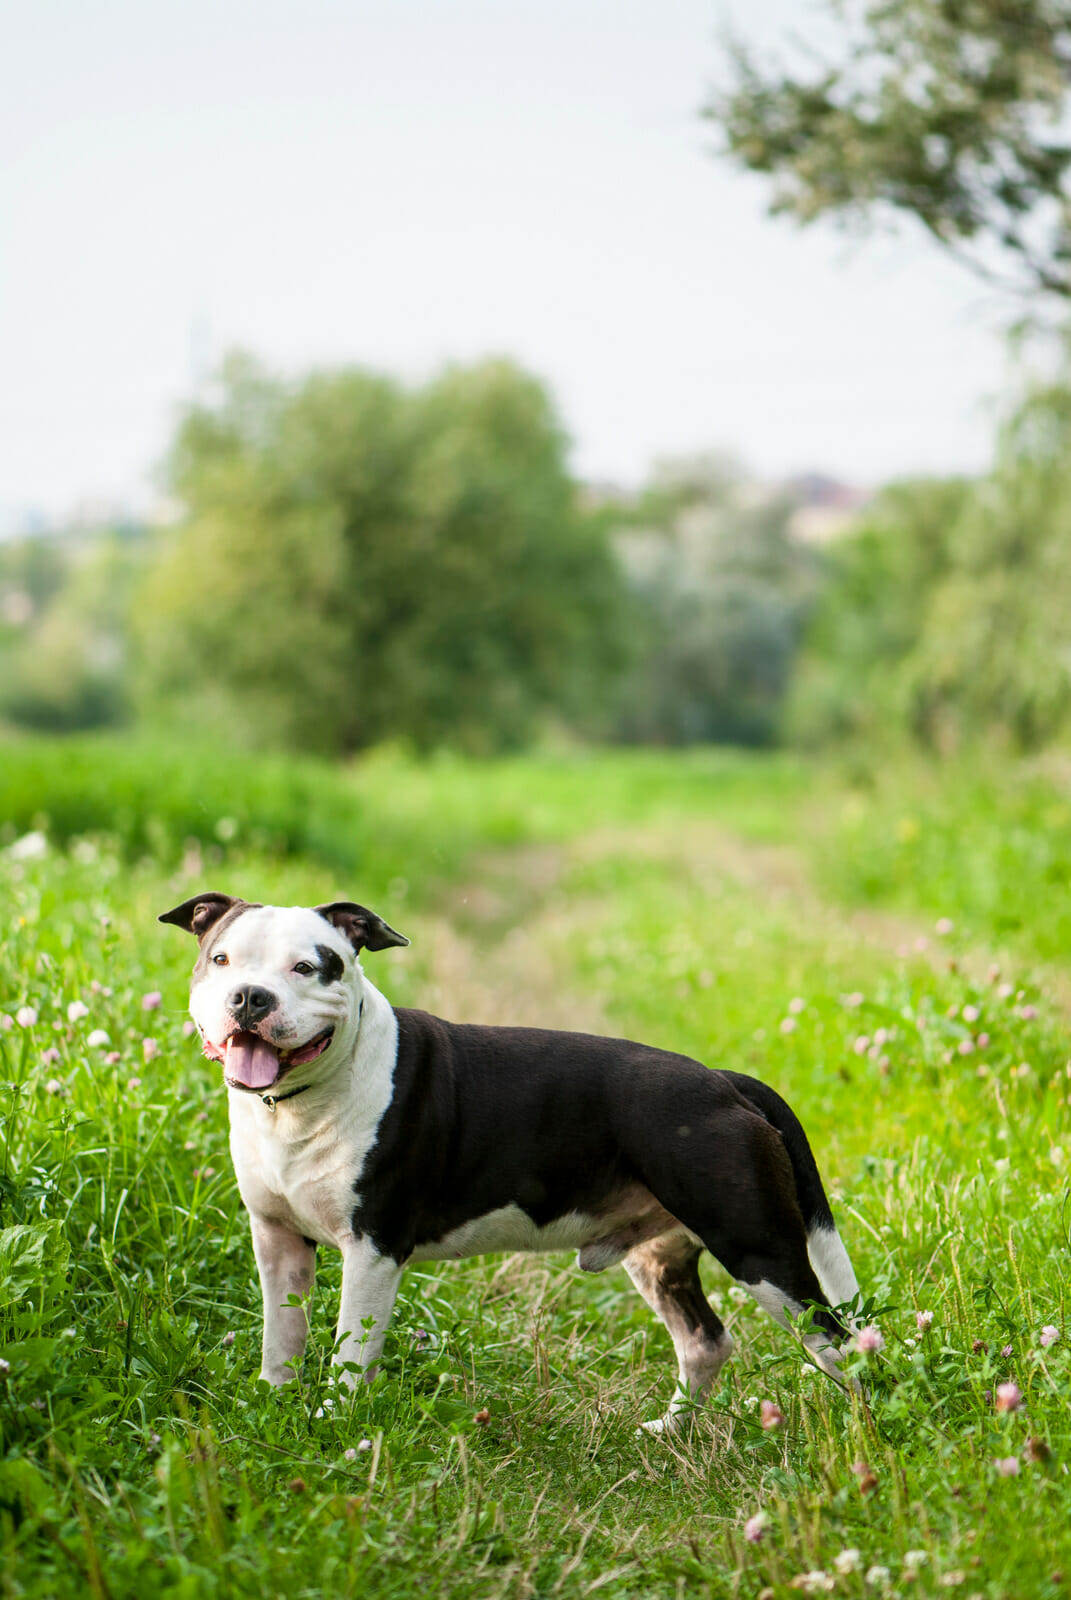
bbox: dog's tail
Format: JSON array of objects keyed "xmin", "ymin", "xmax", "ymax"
[{"xmin": 725, "ymin": 1070, "xmax": 860, "ymax": 1310}]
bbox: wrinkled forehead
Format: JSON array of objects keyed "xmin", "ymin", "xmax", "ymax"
[{"xmin": 205, "ymin": 905, "xmax": 351, "ymax": 971}]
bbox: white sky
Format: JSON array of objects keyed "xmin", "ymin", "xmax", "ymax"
[{"xmin": 1, "ymin": 0, "xmax": 1013, "ymax": 528}]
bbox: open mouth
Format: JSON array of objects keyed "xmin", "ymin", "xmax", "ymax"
[{"xmin": 202, "ymin": 1027, "xmax": 335, "ymax": 1092}]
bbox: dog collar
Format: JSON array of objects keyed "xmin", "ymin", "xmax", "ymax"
[{"xmin": 258, "ymin": 999, "xmax": 362, "ymax": 1112}]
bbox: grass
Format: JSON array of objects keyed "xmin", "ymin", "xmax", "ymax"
[{"xmin": 1, "ymin": 736, "xmax": 1070, "ymax": 1597}]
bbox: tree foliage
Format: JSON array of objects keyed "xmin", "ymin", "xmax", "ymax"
[
  {"xmin": 790, "ymin": 371, "xmax": 1071, "ymax": 749},
  {"xmin": 138, "ymin": 354, "xmax": 630, "ymax": 754},
  {"xmin": 613, "ymin": 455, "xmax": 819, "ymax": 745},
  {"xmin": 710, "ymin": 0, "xmax": 1071, "ymax": 301}
]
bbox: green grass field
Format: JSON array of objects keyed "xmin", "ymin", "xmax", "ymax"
[{"xmin": 1, "ymin": 739, "xmax": 1069, "ymax": 1599}]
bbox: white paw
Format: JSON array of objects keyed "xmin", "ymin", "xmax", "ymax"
[{"xmin": 636, "ymin": 1412, "xmax": 684, "ymax": 1438}]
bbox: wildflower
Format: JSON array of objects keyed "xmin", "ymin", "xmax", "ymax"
[
  {"xmin": 744, "ymin": 1511, "xmax": 768, "ymax": 1544},
  {"xmin": 1018, "ymin": 1004, "xmax": 1037, "ymax": 1020},
  {"xmin": 997, "ymin": 982, "xmax": 1014, "ymax": 1000},
  {"xmin": 0, "ymin": 1359, "xmax": 10, "ymax": 1377},
  {"xmin": 105, "ymin": 1052, "xmax": 121, "ymax": 1066},
  {"xmin": 10, "ymin": 831, "xmax": 47, "ymax": 861},
  {"xmin": 142, "ymin": 1037, "xmax": 160, "ymax": 1062},
  {"xmin": 844, "ymin": 991, "xmax": 864, "ymax": 1007},
  {"xmin": 833, "ymin": 1549, "xmax": 861, "ymax": 1574},
  {"xmin": 976, "ymin": 1032, "xmax": 990, "ymax": 1048},
  {"xmin": 474, "ymin": 1407, "xmax": 491, "ymax": 1425},
  {"xmin": 147, "ymin": 1432, "xmax": 161, "ymax": 1450},
  {"xmin": 780, "ymin": 1017, "xmax": 797, "ymax": 1035},
  {"xmin": 142, "ymin": 991, "xmax": 163, "ymax": 1011},
  {"xmin": 987, "ymin": 965, "xmax": 1001, "ymax": 983},
  {"xmin": 916, "ymin": 1310, "xmax": 934, "ymax": 1332},
  {"xmin": 995, "ymin": 1382, "xmax": 1022, "ymax": 1413},
  {"xmin": 759, "ymin": 1399, "xmax": 784, "ymax": 1429},
  {"xmin": 788, "ymin": 997, "xmax": 805, "ymax": 1014},
  {"xmin": 903, "ymin": 1552, "xmax": 929, "ymax": 1572},
  {"xmin": 182, "ymin": 1019, "xmax": 197, "ymax": 1037},
  {"xmin": 87, "ymin": 1029, "xmax": 110, "ymax": 1048},
  {"xmin": 343, "ymin": 1446, "xmax": 358, "ymax": 1461},
  {"xmin": 865, "ymin": 1567, "xmax": 891, "ymax": 1587},
  {"xmin": 127, "ymin": 1077, "xmax": 142, "ymax": 1090},
  {"xmin": 938, "ymin": 1572, "xmax": 965, "ymax": 1588},
  {"xmin": 30, "ymin": 1398, "xmax": 46, "ymax": 1412},
  {"xmin": 995, "ymin": 1456, "xmax": 1019, "ymax": 1476},
  {"xmin": 956, "ymin": 1039, "xmax": 975, "ymax": 1056},
  {"xmin": 852, "ymin": 1460, "xmax": 879, "ymax": 1495},
  {"xmin": 356, "ymin": 1438, "xmax": 372, "ymax": 1451},
  {"xmin": 790, "ymin": 1572, "xmax": 834, "ymax": 1593},
  {"xmin": 935, "ymin": 918, "xmax": 954, "ymax": 936},
  {"xmin": 962, "ymin": 1005, "xmax": 980, "ymax": 1024},
  {"xmin": 1000, "ymin": 1343, "xmax": 1014, "ymax": 1360},
  {"xmin": 913, "ymin": 936, "xmax": 928, "ymax": 952},
  {"xmin": 44, "ymin": 1079, "xmax": 67, "ymax": 1096},
  {"xmin": 66, "ymin": 1001, "xmax": 89, "ymax": 1023},
  {"xmin": 15, "ymin": 1007, "xmax": 37, "ymax": 1028},
  {"xmin": 0, "ymin": 1014, "xmax": 13, "ymax": 1031},
  {"xmin": 222, "ymin": 1331, "xmax": 235, "ymax": 1348},
  {"xmin": 40, "ymin": 1047, "xmax": 61, "ymax": 1065},
  {"xmin": 1040, "ymin": 1326, "xmax": 1059, "ymax": 1348},
  {"xmin": 853, "ymin": 1035, "xmax": 871, "ymax": 1055},
  {"xmin": 854, "ymin": 1325, "xmax": 884, "ymax": 1354}
]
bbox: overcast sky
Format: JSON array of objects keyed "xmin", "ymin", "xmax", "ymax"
[{"xmin": 1, "ymin": 0, "xmax": 1014, "ymax": 528}]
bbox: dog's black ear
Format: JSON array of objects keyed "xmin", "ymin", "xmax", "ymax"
[
  {"xmin": 158, "ymin": 892, "xmax": 246, "ymax": 941},
  {"xmin": 314, "ymin": 902, "xmax": 410, "ymax": 953}
]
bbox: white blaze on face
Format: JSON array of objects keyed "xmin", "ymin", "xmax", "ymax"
[{"xmin": 189, "ymin": 905, "xmax": 359, "ymax": 1062}]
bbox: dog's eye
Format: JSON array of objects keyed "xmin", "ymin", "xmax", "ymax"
[
  {"xmin": 212, "ymin": 953, "xmax": 229, "ymax": 966},
  {"xmin": 293, "ymin": 961, "xmax": 315, "ymax": 976}
]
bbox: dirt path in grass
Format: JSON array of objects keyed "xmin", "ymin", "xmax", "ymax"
[{"xmin": 416, "ymin": 818, "xmax": 950, "ymax": 1031}]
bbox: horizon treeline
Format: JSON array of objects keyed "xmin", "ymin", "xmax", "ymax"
[{"xmin": 2, "ymin": 350, "xmax": 1070, "ymax": 757}]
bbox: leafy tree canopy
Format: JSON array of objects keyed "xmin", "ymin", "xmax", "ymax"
[
  {"xmin": 138, "ymin": 353, "xmax": 629, "ymax": 754},
  {"xmin": 709, "ymin": 1, "xmax": 1071, "ymax": 301}
]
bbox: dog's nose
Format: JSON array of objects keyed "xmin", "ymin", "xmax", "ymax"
[{"xmin": 227, "ymin": 985, "xmax": 276, "ymax": 1027}]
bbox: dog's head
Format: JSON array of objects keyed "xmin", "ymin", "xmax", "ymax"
[{"xmin": 158, "ymin": 893, "xmax": 408, "ymax": 1095}]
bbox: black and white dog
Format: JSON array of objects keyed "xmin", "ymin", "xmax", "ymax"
[{"xmin": 160, "ymin": 892, "xmax": 860, "ymax": 1431}]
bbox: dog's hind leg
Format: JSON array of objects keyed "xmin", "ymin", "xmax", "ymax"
[{"xmin": 624, "ymin": 1230, "xmax": 733, "ymax": 1435}]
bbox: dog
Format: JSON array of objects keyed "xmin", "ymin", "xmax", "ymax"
[{"xmin": 160, "ymin": 892, "xmax": 860, "ymax": 1432}]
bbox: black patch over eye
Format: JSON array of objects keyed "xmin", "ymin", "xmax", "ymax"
[
  {"xmin": 314, "ymin": 944, "xmax": 345, "ymax": 985},
  {"xmin": 213, "ymin": 952, "xmax": 229, "ymax": 966},
  {"xmin": 293, "ymin": 961, "xmax": 316, "ymax": 976}
]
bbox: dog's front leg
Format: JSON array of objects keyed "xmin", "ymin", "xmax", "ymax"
[
  {"xmin": 333, "ymin": 1234, "xmax": 402, "ymax": 1392},
  {"xmin": 250, "ymin": 1215, "xmax": 316, "ymax": 1385}
]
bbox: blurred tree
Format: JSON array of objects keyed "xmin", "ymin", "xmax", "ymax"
[
  {"xmin": 710, "ymin": 0, "xmax": 1071, "ymax": 302},
  {"xmin": 138, "ymin": 353, "xmax": 629, "ymax": 753},
  {"xmin": 613, "ymin": 454, "xmax": 818, "ymax": 745},
  {"xmin": 790, "ymin": 371, "xmax": 1071, "ymax": 750}
]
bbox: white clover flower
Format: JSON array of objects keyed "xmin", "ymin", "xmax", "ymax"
[
  {"xmin": 903, "ymin": 1551, "xmax": 929, "ymax": 1571},
  {"xmin": 87, "ymin": 1029, "xmax": 111, "ymax": 1048},
  {"xmin": 833, "ymin": 1548, "xmax": 861, "ymax": 1575},
  {"xmin": 66, "ymin": 1001, "xmax": 89, "ymax": 1023},
  {"xmin": 15, "ymin": 1007, "xmax": 38, "ymax": 1028},
  {"xmin": 865, "ymin": 1566, "xmax": 891, "ymax": 1587}
]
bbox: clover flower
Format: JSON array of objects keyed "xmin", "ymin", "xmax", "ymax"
[
  {"xmin": 87, "ymin": 1029, "xmax": 111, "ymax": 1048},
  {"xmin": 142, "ymin": 1037, "xmax": 160, "ymax": 1062},
  {"xmin": 916, "ymin": 1310, "xmax": 934, "ymax": 1332},
  {"xmin": 15, "ymin": 1007, "xmax": 37, "ymax": 1028},
  {"xmin": 66, "ymin": 1001, "xmax": 89, "ymax": 1023},
  {"xmin": 142, "ymin": 991, "xmax": 162, "ymax": 1011},
  {"xmin": 865, "ymin": 1566, "xmax": 891, "ymax": 1587},
  {"xmin": 996, "ymin": 1455, "xmax": 1020, "ymax": 1476},
  {"xmin": 935, "ymin": 918, "xmax": 954, "ymax": 936},
  {"xmin": 854, "ymin": 1325, "xmax": 884, "ymax": 1354},
  {"xmin": 1040, "ymin": 1325, "xmax": 1059, "ymax": 1348},
  {"xmin": 833, "ymin": 1549, "xmax": 861, "ymax": 1574},
  {"xmin": 995, "ymin": 1382, "xmax": 1022, "ymax": 1413},
  {"xmin": 760, "ymin": 1399, "xmax": 784, "ymax": 1429},
  {"xmin": 780, "ymin": 1017, "xmax": 797, "ymax": 1035},
  {"xmin": 744, "ymin": 1511, "xmax": 768, "ymax": 1544}
]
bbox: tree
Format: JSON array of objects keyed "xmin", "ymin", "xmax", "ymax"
[
  {"xmin": 612, "ymin": 454, "xmax": 819, "ymax": 745},
  {"xmin": 709, "ymin": 1, "xmax": 1071, "ymax": 302},
  {"xmin": 137, "ymin": 353, "xmax": 629, "ymax": 754}
]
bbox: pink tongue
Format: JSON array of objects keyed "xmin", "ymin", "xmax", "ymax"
[{"xmin": 225, "ymin": 1032, "xmax": 280, "ymax": 1089}]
